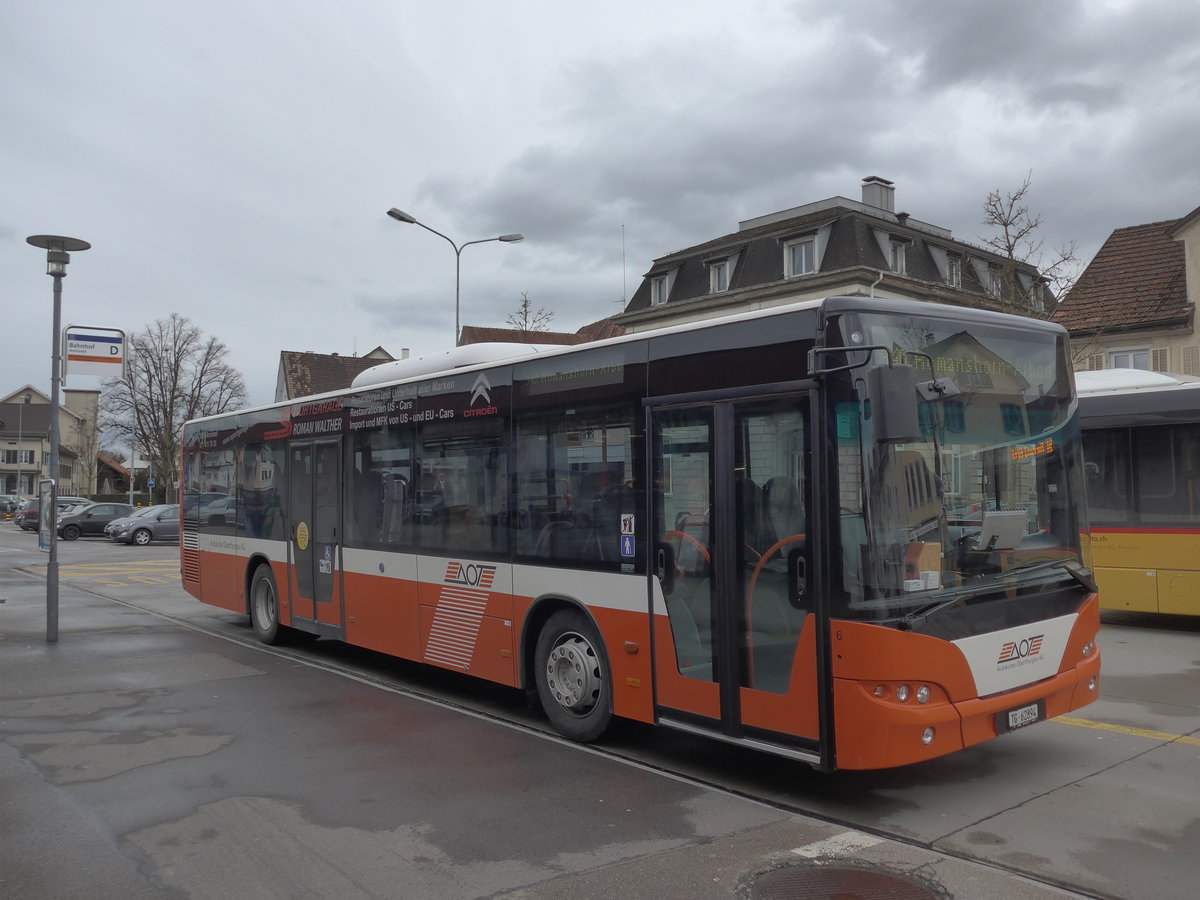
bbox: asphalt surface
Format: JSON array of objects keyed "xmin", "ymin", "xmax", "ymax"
[{"xmin": 1, "ymin": 540, "xmax": 1099, "ymax": 899}]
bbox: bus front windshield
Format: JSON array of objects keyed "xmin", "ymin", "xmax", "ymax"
[{"xmin": 831, "ymin": 311, "xmax": 1088, "ymax": 621}]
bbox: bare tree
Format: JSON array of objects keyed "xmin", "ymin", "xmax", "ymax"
[
  {"xmin": 981, "ymin": 171, "xmax": 1082, "ymax": 317},
  {"xmin": 506, "ymin": 292, "xmax": 554, "ymax": 338},
  {"xmin": 101, "ymin": 314, "xmax": 247, "ymax": 503}
]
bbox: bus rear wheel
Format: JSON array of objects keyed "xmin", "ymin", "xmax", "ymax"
[
  {"xmin": 249, "ymin": 564, "xmax": 282, "ymax": 645},
  {"xmin": 534, "ymin": 609, "xmax": 612, "ymax": 742}
]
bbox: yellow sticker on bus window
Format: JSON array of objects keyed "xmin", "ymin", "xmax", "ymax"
[{"xmin": 296, "ymin": 521, "xmax": 310, "ymax": 550}]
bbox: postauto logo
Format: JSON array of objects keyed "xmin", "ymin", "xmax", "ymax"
[{"xmin": 997, "ymin": 634, "xmax": 1044, "ymax": 664}]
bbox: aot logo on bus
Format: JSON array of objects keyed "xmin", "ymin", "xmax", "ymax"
[
  {"xmin": 997, "ymin": 634, "xmax": 1044, "ymax": 663},
  {"xmin": 443, "ymin": 561, "xmax": 497, "ymax": 589}
]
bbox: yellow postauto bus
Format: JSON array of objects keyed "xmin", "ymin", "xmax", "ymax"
[{"xmin": 1077, "ymin": 368, "xmax": 1200, "ymax": 615}]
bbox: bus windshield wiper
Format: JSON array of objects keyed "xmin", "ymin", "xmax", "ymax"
[
  {"xmin": 897, "ymin": 560, "xmax": 1095, "ymax": 629},
  {"xmin": 898, "ymin": 592, "xmax": 967, "ymax": 629},
  {"xmin": 896, "ymin": 584, "xmax": 991, "ymax": 629},
  {"xmin": 1004, "ymin": 558, "xmax": 1098, "ymax": 593}
]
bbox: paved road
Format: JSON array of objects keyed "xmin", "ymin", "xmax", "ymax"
[{"xmin": 3, "ymin": 528, "xmax": 1198, "ymax": 898}]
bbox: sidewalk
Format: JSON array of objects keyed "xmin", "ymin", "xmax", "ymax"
[{"xmin": 0, "ymin": 571, "xmax": 1090, "ymax": 899}]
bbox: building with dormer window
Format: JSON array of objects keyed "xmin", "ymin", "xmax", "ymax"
[{"xmin": 618, "ymin": 177, "xmax": 1050, "ymax": 332}]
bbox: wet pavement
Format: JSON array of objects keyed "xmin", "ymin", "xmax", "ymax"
[{"xmin": 0, "ymin": 540, "xmax": 1099, "ymax": 899}]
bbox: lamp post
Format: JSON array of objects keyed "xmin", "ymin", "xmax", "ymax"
[
  {"xmin": 386, "ymin": 208, "xmax": 523, "ymax": 345},
  {"xmin": 26, "ymin": 234, "xmax": 91, "ymax": 643}
]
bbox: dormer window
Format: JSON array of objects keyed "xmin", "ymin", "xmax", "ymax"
[
  {"xmin": 651, "ymin": 275, "xmax": 670, "ymax": 306},
  {"xmin": 784, "ymin": 237, "xmax": 816, "ymax": 277},
  {"xmin": 988, "ymin": 269, "xmax": 1004, "ymax": 298},
  {"xmin": 702, "ymin": 250, "xmax": 740, "ymax": 295},
  {"xmin": 709, "ymin": 260, "xmax": 729, "ymax": 293},
  {"xmin": 946, "ymin": 255, "xmax": 962, "ymax": 288},
  {"xmin": 889, "ymin": 240, "xmax": 907, "ymax": 275}
]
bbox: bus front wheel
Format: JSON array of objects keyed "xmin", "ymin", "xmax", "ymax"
[
  {"xmin": 249, "ymin": 565, "xmax": 282, "ymax": 645},
  {"xmin": 534, "ymin": 609, "xmax": 612, "ymax": 742}
]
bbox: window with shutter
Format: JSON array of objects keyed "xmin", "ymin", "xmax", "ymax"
[{"xmin": 1182, "ymin": 345, "xmax": 1200, "ymax": 376}]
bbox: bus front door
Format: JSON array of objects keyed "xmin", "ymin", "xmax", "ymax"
[
  {"xmin": 650, "ymin": 395, "xmax": 821, "ymax": 762},
  {"xmin": 288, "ymin": 439, "xmax": 344, "ymax": 633}
]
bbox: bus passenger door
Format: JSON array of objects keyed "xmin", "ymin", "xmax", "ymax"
[
  {"xmin": 288, "ymin": 439, "xmax": 344, "ymax": 632},
  {"xmin": 649, "ymin": 395, "xmax": 821, "ymax": 761}
]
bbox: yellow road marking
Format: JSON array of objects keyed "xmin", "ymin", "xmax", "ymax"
[
  {"xmin": 1055, "ymin": 715, "xmax": 1200, "ymax": 747},
  {"xmin": 20, "ymin": 560, "xmax": 180, "ymax": 584}
]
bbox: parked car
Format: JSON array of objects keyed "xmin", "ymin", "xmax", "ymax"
[
  {"xmin": 57, "ymin": 501, "xmax": 134, "ymax": 540},
  {"xmin": 1, "ymin": 494, "xmax": 22, "ymax": 514},
  {"xmin": 17, "ymin": 496, "xmax": 91, "ymax": 531},
  {"xmin": 105, "ymin": 504, "xmax": 180, "ymax": 545}
]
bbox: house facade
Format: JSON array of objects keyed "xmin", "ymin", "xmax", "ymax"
[
  {"xmin": 1051, "ymin": 205, "xmax": 1200, "ymax": 374},
  {"xmin": 1, "ymin": 386, "xmax": 100, "ymax": 498},
  {"xmin": 617, "ymin": 177, "xmax": 1049, "ymax": 333}
]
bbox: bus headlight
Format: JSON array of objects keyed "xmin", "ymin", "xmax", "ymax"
[
  {"xmin": 1082, "ymin": 640, "xmax": 1096, "ymax": 658},
  {"xmin": 921, "ymin": 727, "xmax": 935, "ymax": 745},
  {"xmin": 863, "ymin": 681, "xmax": 946, "ymax": 706}
]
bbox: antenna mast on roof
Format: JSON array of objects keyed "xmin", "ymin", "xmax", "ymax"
[{"xmin": 619, "ymin": 224, "xmax": 627, "ymax": 309}]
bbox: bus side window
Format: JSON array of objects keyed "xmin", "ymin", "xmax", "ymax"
[
  {"xmin": 348, "ymin": 420, "xmax": 414, "ymax": 547},
  {"xmin": 515, "ymin": 406, "xmax": 637, "ymax": 569},
  {"xmin": 1135, "ymin": 423, "xmax": 1200, "ymax": 525},
  {"xmin": 1082, "ymin": 428, "xmax": 1130, "ymax": 525},
  {"xmin": 415, "ymin": 418, "xmax": 507, "ymax": 555}
]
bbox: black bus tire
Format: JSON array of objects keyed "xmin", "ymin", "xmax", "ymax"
[
  {"xmin": 534, "ymin": 608, "xmax": 612, "ymax": 742},
  {"xmin": 249, "ymin": 564, "xmax": 282, "ymax": 645}
]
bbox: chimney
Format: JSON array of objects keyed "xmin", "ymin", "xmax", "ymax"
[{"xmin": 861, "ymin": 176, "xmax": 895, "ymax": 212}]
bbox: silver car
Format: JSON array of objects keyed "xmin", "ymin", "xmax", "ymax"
[{"xmin": 105, "ymin": 504, "xmax": 180, "ymax": 545}]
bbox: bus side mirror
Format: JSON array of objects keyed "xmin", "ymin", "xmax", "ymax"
[{"xmin": 867, "ymin": 363, "xmax": 921, "ymax": 443}]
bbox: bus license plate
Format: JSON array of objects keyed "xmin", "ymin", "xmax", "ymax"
[{"xmin": 997, "ymin": 700, "xmax": 1044, "ymax": 734}]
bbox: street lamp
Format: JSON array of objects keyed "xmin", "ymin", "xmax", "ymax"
[
  {"xmin": 26, "ymin": 234, "xmax": 91, "ymax": 644},
  {"xmin": 386, "ymin": 208, "xmax": 523, "ymax": 345}
]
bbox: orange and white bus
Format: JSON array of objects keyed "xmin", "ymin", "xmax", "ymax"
[
  {"xmin": 1077, "ymin": 368, "xmax": 1200, "ymax": 615},
  {"xmin": 180, "ymin": 296, "xmax": 1100, "ymax": 770}
]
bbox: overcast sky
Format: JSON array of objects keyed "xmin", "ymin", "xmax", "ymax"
[{"xmin": 3, "ymin": 0, "xmax": 1198, "ymax": 413}]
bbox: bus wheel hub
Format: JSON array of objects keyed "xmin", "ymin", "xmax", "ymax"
[{"xmin": 546, "ymin": 634, "xmax": 600, "ymax": 715}]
